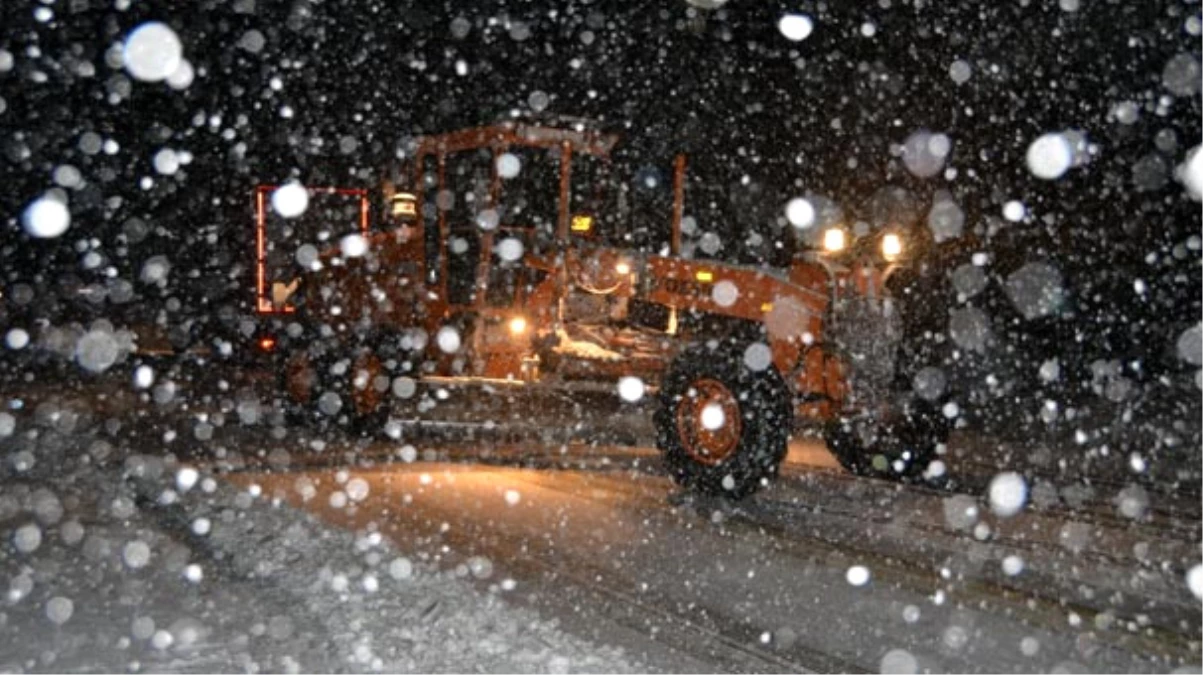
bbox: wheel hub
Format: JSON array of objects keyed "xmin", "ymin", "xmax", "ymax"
[{"xmin": 675, "ymin": 378, "xmax": 742, "ymax": 466}]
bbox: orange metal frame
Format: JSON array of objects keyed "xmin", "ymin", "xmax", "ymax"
[{"xmin": 253, "ymin": 184, "xmax": 370, "ymax": 314}]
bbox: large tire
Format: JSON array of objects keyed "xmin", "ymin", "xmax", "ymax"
[
  {"xmin": 824, "ymin": 394, "xmax": 949, "ymax": 479},
  {"xmin": 654, "ymin": 338, "xmax": 791, "ymax": 499},
  {"xmin": 822, "ymin": 295, "xmax": 951, "ymax": 481}
]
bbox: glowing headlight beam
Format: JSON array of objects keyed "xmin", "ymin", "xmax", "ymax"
[
  {"xmin": 822, "ymin": 228, "xmax": 847, "ymax": 253},
  {"xmin": 882, "ymin": 233, "xmax": 903, "ymax": 260}
]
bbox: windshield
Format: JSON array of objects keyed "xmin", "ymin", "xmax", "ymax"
[{"xmin": 1, "ymin": 2, "xmax": 1199, "ymax": 673}]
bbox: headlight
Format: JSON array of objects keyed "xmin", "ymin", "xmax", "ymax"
[
  {"xmin": 822, "ymin": 227, "xmax": 847, "ymax": 253},
  {"xmin": 615, "ymin": 261, "xmax": 631, "ymax": 275},
  {"xmin": 882, "ymin": 233, "xmax": 903, "ymax": 260},
  {"xmin": 508, "ymin": 316, "xmax": 527, "ymax": 335}
]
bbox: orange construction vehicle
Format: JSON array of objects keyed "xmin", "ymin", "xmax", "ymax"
[{"xmin": 252, "ymin": 120, "xmax": 949, "ymax": 497}]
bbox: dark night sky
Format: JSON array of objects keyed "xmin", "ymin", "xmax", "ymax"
[{"xmin": 0, "ymin": 0, "xmax": 1199, "ymax": 386}]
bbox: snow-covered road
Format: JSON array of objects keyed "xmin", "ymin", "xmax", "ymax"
[
  {"xmin": 231, "ymin": 447, "xmax": 1199, "ymax": 673},
  {"xmin": 0, "ymin": 449, "xmax": 642, "ymax": 673},
  {"xmin": 2, "ymin": 373, "xmax": 1200, "ymax": 673}
]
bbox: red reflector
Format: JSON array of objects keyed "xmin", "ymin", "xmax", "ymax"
[{"xmin": 258, "ymin": 337, "xmax": 276, "ymax": 352}]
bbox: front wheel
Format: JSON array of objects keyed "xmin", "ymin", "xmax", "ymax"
[
  {"xmin": 823, "ymin": 395, "xmax": 950, "ymax": 480},
  {"xmin": 654, "ymin": 339, "xmax": 791, "ymax": 499}
]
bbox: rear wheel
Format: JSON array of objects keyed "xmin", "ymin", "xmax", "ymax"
[{"xmin": 654, "ymin": 339, "xmax": 791, "ymax": 499}]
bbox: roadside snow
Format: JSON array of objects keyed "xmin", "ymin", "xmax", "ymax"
[{"xmin": 0, "ymin": 424, "xmax": 639, "ymax": 673}]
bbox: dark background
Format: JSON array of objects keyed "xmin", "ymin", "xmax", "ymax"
[{"xmin": 1, "ymin": 0, "xmax": 1199, "ymax": 426}]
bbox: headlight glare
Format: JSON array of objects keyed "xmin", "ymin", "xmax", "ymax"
[
  {"xmin": 822, "ymin": 228, "xmax": 847, "ymax": 253},
  {"xmin": 882, "ymin": 233, "xmax": 903, "ymax": 260}
]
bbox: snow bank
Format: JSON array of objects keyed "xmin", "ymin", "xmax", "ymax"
[{"xmin": 0, "ymin": 418, "xmax": 639, "ymax": 673}]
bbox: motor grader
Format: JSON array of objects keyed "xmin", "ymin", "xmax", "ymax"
[{"xmin": 252, "ymin": 120, "xmax": 948, "ymax": 497}]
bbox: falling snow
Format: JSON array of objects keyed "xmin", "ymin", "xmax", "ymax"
[
  {"xmin": 5, "ymin": 328, "xmax": 30, "ymax": 350},
  {"xmin": 22, "ymin": 195, "xmax": 71, "ymax": 238},
  {"xmin": 742, "ymin": 343, "xmax": 773, "ymax": 372},
  {"xmin": 0, "ymin": 4, "xmax": 1197, "ymax": 674},
  {"xmin": 497, "ymin": 153, "xmax": 522, "ymax": 179},
  {"xmin": 901, "ymin": 131, "xmax": 952, "ymax": 178},
  {"xmin": 75, "ymin": 329, "xmax": 121, "ymax": 373},
  {"xmin": 711, "ymin": 280, "xmax": 739, "ymax": 307},
  {"xmin": 988, "ymin": 472, "xmax": 1028, "ymax": 517},
  {"xmin": 122, "ymin": 22, "xmax": 184, "ymax": 83},
  {"xmin": 949, "ymin": 59, "xmax": 972, "ymax": 84},
  {"xmin": 45, "ymin": 597, "xmax": 74, "ymax": 625},
  {"xmin": 700, "ymin": 403, "xmax": 725, "ymax": 431},
  {"xmin": 340, "ymin": 233, "xmax": 369, "ymax": 258},
  {"xmin": 272, "ymin": 181, "xmax": 310, "ymax": 218},
  {"xmin": 785, "ymin": 197, "xmax": 816, "ymax": 229},
  {"xmin": 845, "ymin": 565, "xmax": 871, "ymax": 587},
  {"xmin": 1026, "ymin": 133, "xmax": 1074, "ymax": 180},
  {"xmin": 1002, "ymin": 200, "xmax": 1026, "ymax": 222},
  {"xmin": 436, "ymin": 326, "xmax": 462, "ymax": 354},
  {"xmin": 778, "ymin": 14, "xmax": 814, "ymax": 42},
  {"xmin": 496, "ymin": 237, "xmax": 524, "ymax": 262},
  {"xmin": 1177, "ymin": 145, "xmax": 1203, "ymax": 200},
  {"xmin": 617, "ymin": 376, "xmax": 645, "ymax": 403}
]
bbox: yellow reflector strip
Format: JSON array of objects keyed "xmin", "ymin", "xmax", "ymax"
[
  {"xmin": 571, "ymin": 215, "xmax": 593, "ymax": 232},
  {"xmin": 695, "ymin": 270, "xmax": 714, "ymax": 283},
  {"xmin": 760, "ymin": 302, "xmax": 773, "ymax": 313}
]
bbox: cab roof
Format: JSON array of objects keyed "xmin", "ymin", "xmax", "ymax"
[{"xmin": 413, "ymin": 119, "xmax": 620, "ymax": 158}]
